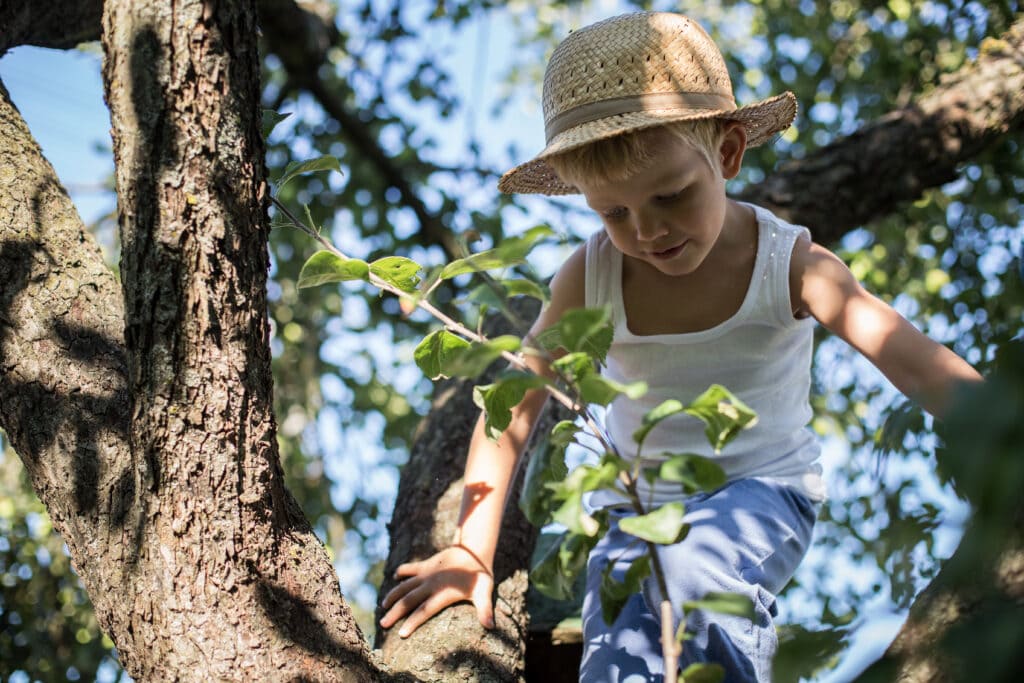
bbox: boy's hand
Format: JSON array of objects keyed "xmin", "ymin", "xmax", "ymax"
[{"xmin": 379, "ymin": 545, "xmax": 495, "ymax": 638}]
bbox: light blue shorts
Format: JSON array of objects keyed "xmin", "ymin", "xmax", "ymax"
[{"xmin": 579, "ymin": 477, "xmax": 818, "ymax": 683}]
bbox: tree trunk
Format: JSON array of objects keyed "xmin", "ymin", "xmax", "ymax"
[
  {"xmin": 376, "ymin": 300, "xmax": 571, "ymax": 682},
  {"xmin": 1, "ymin": 0, "xmax": 392, "ymax": 679}
]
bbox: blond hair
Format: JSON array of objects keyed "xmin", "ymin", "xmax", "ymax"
[{"xmin": 546, "ymin": 118, "xmax": 726, "ymax": 189}]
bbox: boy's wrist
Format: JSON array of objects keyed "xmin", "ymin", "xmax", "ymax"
[{"xmin": 449, "ymin": 543, "xmax": 493, "ymax": 576}]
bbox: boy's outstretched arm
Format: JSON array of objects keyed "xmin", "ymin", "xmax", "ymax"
[
  {"xmin": 790, "ymin": 239, "xmax": 983, "ymax": 418},
  {"xmin": 379, "ymin": 244, "xmax": 587, "ymax": 638}
]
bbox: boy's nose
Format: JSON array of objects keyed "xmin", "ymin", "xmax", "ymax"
[{"xmin": 635, "ymin": 215, "xmax": 669, "ymax": 242}]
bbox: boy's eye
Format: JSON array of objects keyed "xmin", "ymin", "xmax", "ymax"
[
  {"xmin": 655, "ymin": 189, "xmax": 685, "ymax": 202},
  {"xmin": 602, "ymin": 207, "xmax": 628, "ymax": 220}
]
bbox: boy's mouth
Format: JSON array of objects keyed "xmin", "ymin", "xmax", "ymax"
[{"xmin": 649, "ymin": 241, "xmax": 687, "ymax": 259}]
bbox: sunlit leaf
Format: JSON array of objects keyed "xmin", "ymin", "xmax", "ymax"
[
  {"xmin": 370, "ymin": 256, "xmax": 422, "ymax": 293},
  {"xmin": 547, "ymin": 456, "xmax": 626, "ymax": 536},
  {"xmin": 683, "ymin": 591, "xmax": 755, "ymax": 620},
  {"xmin": 549, "ymin": 419, "xmax": 581, "ymax": 448},
  {"xmin": 633, "ymin": 399, "xmax": 686, "ymax": 447},
  {"xmin": 680, "ymin": 662, "xmax": 725, "ymax": 683},
  {"xmin": 684, "ymin": 385, "xmax": 758, "ymax": 453},
  {"xmin": 473, "ymin": 371, "xmax": 549, "ymax": 439},
  {"xmin": 578, "ymin": 375, "xmax": 647, "ymax": 406},
  {"xmin": 657, "ymin": 453, "xmax": 727, "ymax": 494},
  {"xmin": 277, "ymin": 155, "xmax": 343, "ymax": 190},
  {"xmin": 551, "ymin": 351, "xmax": 597, "ymax": 383},
  {"xmin": 297, "ymin": 250, "xmax": 370, "ymax": 288},
  {"xmin": 445, "ymin": 335, "xmax": 521, "ymax": 378},
  {"xmin": 413, "ymin": 330, "xmax": 471, "ymax": 380},
  {"xmin": 440, "ymin": 225, "xmax": 554, "ymax": 279},
  {"xmin": 618, "ymin": 502, "xmax": 688, "ymax": 544}
]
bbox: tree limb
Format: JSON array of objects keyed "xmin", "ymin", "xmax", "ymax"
[
  {"xmin": 0, "ymin": 0, "xmax": 104, "ymax": 54},
  {"xmin": 741, "ymin": 18, "xmax": 1024, "ymax": 243}
]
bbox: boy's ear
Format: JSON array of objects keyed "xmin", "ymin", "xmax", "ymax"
[{"xmin": 718, "ymin": 122, "xmax": 747, "ymax": 180}]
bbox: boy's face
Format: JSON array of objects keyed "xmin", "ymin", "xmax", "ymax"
[{"xmin": 575, "ymin": 125, "xmax": 742, "ymax": 278}]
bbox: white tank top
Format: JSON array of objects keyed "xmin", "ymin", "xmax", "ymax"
[{"xmin": 585, "ymin": 203, "xmax": 826, "ymax": 505}]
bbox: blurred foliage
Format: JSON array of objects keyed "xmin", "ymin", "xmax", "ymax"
[
  {"xmin": 0, "ymin": 443, "xmax": 119, "ymax": 683},
  {"xmin": 1, "ymin": 0, "xmax": 1022, "ymax": 679}
]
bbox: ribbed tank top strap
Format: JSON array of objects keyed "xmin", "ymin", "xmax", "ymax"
[
  {"xmin": 751, "ymin": 205, "xmax": 812, "ymax": 329},
  {"xmin": 584, "ymin": 231, "xmax": 616, "ymax": 310}
]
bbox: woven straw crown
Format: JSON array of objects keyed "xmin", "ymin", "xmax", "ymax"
[{"xmin": 498, "ymin": 12, "xmax": 797, "ymax": 195}]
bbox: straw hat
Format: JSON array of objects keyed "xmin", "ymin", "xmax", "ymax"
[{"xmin": 498, "ymin": 12, "xmax": 797, "ymax": 195}]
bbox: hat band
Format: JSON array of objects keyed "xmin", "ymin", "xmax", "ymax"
[{"xmin": 544, "ymin": 91, "xmax": 736, "ymax": 143}]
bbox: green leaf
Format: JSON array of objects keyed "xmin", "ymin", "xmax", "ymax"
[
  {"xmin": 549, "ymin": 420, "xmax": 581, "ymax": 448},
  {"xmin": 413, "ymin": 330, "xmax": 471, "ymax": 380},
  {"xmin": 680, "ymin": 662, "xmax": 725, "ymax": 683},
  {"xmin": 466, "ymin": 279, "xmax": 549, "ymax": 310},
  {"xmin": 473, "ymin": 371, "xmax": 549, "ymax": 440},
  {"xmin": 369, "ymin": 256, "xmax": 422, "ymax": 293},
  {"xmin": 554, "ymin": 307, "xmax": 615, "ymax": 361},
  {"xmin": 683, "ymin": 591, "xmax": 756, "ymax": 620},
  {"xmin": 618, "ymin": 502, "xmax": 688, "ymax": 544},
  {"xmin": 684, "ymin": 384, "xmax": 758, "ymax": 453},
  {"xmin": 657, "ymin": 453, "xmax": 727, "ymax": 494},
  {"xmin": 445, "ymin": 335, "xmax": 521, "ymax": 378},
  {"xmin": 551, "ymin": 351, "xmax": 597, "ymax": 384},
  {"xmin": 261, "ymin": 109, "xmax": 291, "ymax": 139},
  {"xmin": 441, "ymin": 225, "xmax": 554, "ymax": 279},
  {"xmin": 547, "ymin": 455, "xmax": 625, "ymax": 536},
  {"xmin": 633, "ymin": 399, "xmax": 686, "ymax": 448},
  {"xmin": 530, "ymin": 529, "xmax": 600, "ymax": 601},
  {"xmin": 277, "ymin": 155, "xmax": 343, "ymax": 190},
  {"xmin": 551, "ymin": 491, "xmax": 601, "ymax": 536},
  {"xmin": 578, "ymin": 375, "xmax": 648, "ymax": 406},
  {"xmin": 599, "ymin": 554, "xmax": 651, "ymax": 625},
  {"xmin": 297, "ymin": 250, "xmax": 370, "ymax": 289},
  {"xmin": 519, "ymin": 432, "xmax": 570, "ymax": 526},
  {"xmin": 503, "ymin": 278, "xmax": 550, "ymax": 302}
]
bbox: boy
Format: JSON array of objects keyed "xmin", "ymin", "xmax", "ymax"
[{"xmin": 379, "ymin": 12, "xmax": 981, "ymax": 682}]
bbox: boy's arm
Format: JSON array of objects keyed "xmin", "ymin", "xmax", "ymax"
[
  {"xmin": 379, "ymin": 243, "xmax": 587, "ymax": 637},
  {"xmin": 790, "ymin": 239, "xmax": 982, "ymax": 418}
]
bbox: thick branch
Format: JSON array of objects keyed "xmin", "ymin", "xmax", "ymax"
[
  {"xmin": 0, "ymin": 75, "xmax": 134, "ymax": 663},
  {"xmin": 742, "ymin": 18, "xmax": 1024, "ymax": 243},
  {"xmin": 0, "ymin": 0, "xmax": 104, "ymax": 54}
]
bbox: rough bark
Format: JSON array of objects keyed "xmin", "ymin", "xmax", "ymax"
[
  {"xmin": 1, "ymin": 0, "xmax": 396, "ymax": 679},
  {"xmin": 95, "ymin": 1, "xmax": 385, "ymax": 678},
  {"xmin": 0, "ymin": 0, "xmax": 104, "ymax": 54},
  {"xmin": 376, "ymin": 300, "xmax": 572, "ymax": 682},
  {"xmin": 741, "ymin": 19, "xmax": 1024, "ymax": 245},
  {"xmin": 0, "ymin": 75, "xmax": 133, "ymax": 672}
]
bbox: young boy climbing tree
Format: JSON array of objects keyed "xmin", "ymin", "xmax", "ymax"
[{"xmin": 379, "ymin": 12, "xmax": 982, "ymax": 682}]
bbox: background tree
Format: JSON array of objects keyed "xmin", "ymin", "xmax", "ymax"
[{"xmin": 1, "ymin": 0, "xmax": 1022, "ymax": 681}]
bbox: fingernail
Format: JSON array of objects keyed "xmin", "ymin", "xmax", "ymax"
[{"xmin": 399, "ymin": 629, "xmax": 408, "ymax": 638}]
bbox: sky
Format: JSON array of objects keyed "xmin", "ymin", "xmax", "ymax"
[{"xmin": 0, "ymin": 6, "xmax": 977, "ymax": 681}]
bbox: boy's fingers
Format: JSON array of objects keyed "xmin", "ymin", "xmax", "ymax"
[
  {"xmin": 381, "ymin": 583, "xmax": 431, "ymax": 630},
  {"xmin": 472, "ymin": 577, "xmax": 495, "ymax": 629},
  {"xmin": 398, "ymin": 590, "xmax": 458, "ymax": 638},
  {"xmin": 393, "ymin": 561, "xmax": 420, "ymax": 578},
  {"xmin": 380, "ymin": 575, "xmax": 420, "ymax": 611}
]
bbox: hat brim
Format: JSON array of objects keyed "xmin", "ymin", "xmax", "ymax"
[{"xmin": 498, "ymin": 91, "xmax": 797, "ymax": 195}]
